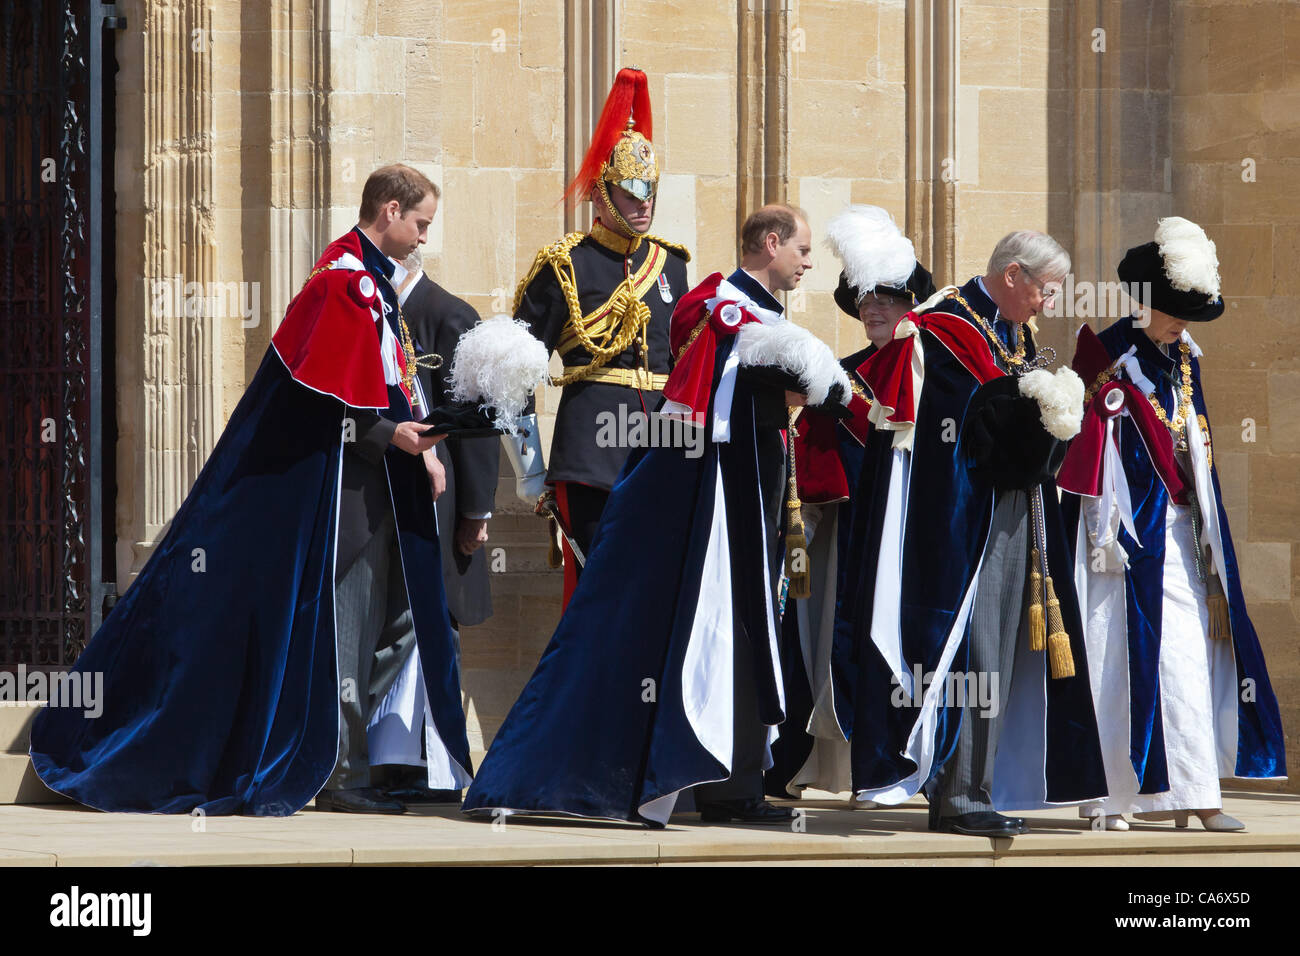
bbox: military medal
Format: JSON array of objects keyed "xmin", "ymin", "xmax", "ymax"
[{"xmin": 657, "ymin": 273, "xmax": 672, "ymax": 303}]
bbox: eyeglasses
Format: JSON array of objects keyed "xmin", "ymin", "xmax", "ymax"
[
  {"xmin": 1020, "ymin": 267, "xmax": 1061, "ymax": 304},
  {"xmin": 859, "ymin": 289, "xmax": 916, "ymax": 307}
]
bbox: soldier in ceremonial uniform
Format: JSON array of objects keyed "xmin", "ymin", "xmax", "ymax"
[{"xmin": 511, "ymin": 67, "xmax": 690, "ymax": 608}]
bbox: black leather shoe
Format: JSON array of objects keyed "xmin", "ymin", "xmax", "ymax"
[
  {"xmin": 934, "ymin": 811, "xmax": 1023, "ymax": 837},
  {"xmin": 384, "ymin": 786, "xmax": 462, "ymax": 805},
  {"xmin": 314, "ymin": 787, "xmax": 407, "ymax": 815},
  {"xmin": 698, "ymin": 798, "xmax": 796, "ymax": 824}
]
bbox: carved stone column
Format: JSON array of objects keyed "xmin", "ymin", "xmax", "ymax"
[
  {"xmin": 117, "ymin": 0, "xmax": 332, "ymax": 583},
  {"xmin": 905, "ymin": 0, "xmax": 957, "ymax": 285},
  {"xmin": 114, "ymin": 0, "xmax": 221, "ymax": 579},
  {"xmin": 737, "ymin": 0, "xmax": 790, "ymax": 224},
  {"xmin": 563, "ymin": 0, "xmax": 618, "ymax": 234}
]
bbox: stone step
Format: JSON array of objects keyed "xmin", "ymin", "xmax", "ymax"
[
  {"xmin": 0, "ymin": 701, "xmax": 43, "ymax": 754},
  {"xmin": 1, "ymin": 795, "xmax": 1297, "ymax": 866},
  {"xmin": 0, "ymin": 753, "xmax": 70, "ymax": 805}
]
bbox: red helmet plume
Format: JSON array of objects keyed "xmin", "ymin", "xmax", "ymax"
[{"xmin": 562, "ymin": 67, "xmax": 653, "ymax": 207}]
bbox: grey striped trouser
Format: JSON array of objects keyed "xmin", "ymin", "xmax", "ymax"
[
  {"xmin": 329, "ymin": 512, "xmax": 420, "ymax": 790},
  {"xmin": 934, "ymin": 489, "xmax": 1028, "ymax": 816}
]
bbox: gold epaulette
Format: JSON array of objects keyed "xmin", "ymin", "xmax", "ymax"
[
  {"xmin": 646, "ymin": 234, "xmax": 691, "ymax": 263},
  {"xmin": 511, "ymin": 232, "xmax": 586, "ymax": 317},
  {"xmin": 513, "ymin": 231, "xmax": 684, "ymax": 388}
]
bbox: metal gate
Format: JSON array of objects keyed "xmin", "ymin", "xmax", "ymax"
[{"xmin": 1, "ymin": 2, "xmax": 117, "ymax": 669}]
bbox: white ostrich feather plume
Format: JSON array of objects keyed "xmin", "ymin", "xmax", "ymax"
[
  {"xmin": 824, "ymin": 205, "xmax": 916, "ymax": 297},
  {"xmin": 734, "ymin": 319, "xmax": 851, "ymax": 407},
  {"xmin": 449, "ymin": 315, "xmax": 550, "ymax": 434},
  {"xmin": 1155, "ymin": 216, "xmax": 1221, "ymax": 300},
  {"xmin": 1018, "ymin": 366, "xmax": 1085, "ymax": 441}
]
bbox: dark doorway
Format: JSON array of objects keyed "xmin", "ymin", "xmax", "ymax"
[{"xmin": 0, "ymin": 2, "xmax": 118, "ymax": 671}]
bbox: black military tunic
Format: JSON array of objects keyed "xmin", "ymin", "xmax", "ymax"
[{"xmin": 514, "ymin": 226, "xmax": 690, "ymax": 492}]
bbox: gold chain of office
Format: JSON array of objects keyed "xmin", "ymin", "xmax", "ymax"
[
  {"xmin": 1146, "ymin": 341, "xmax": 1196, "ymax": 438},
  {"xmin": 947, "ymin": 290, "xmax": 1027, "ymax": 369},
  {"xmin": 1084, "ymin": 340, "xmax": 1196, "ymax": 442},
  {"xmin": 513, "ymin": 232, "xmax": 691, "ymax": 387}
]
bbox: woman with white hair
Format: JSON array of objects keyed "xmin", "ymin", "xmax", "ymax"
[{"xmin": 1059, "ymin": 218, "xmax": 1287, "ymax": 831}]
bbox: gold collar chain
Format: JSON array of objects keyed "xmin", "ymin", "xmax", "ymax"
[
  {"xmin": 949, "ymin": 290, "xmax": 1027, "ymax": 369},
  {"xmin": 387, "ymin": 281, "xmax": 441, "ymax": 400},
  {"xmin": 1147, "ymin": 340, "xmax": 1195, "ymax": 443}
]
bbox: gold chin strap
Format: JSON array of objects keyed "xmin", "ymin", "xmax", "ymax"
[{"xmin": 596, "ymin": 178, "xmax": 649, "ymax": 238}]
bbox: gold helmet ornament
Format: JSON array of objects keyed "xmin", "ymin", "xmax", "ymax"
[
  {"xmin": 603, "ymin": 125, "xmax": 659, "ymax": 202},
  {"xmin": 564, "ymin": 68, "xmax": 659, "ymax": 233}
]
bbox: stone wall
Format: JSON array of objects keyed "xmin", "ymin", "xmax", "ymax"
[
  {"xmin": 1168, "ymin": 0, "xmax": 1300, "ymax": 784},
  {"xmin": 111, "ymin": 0, "xmax": 1296, "ymax": 781}
]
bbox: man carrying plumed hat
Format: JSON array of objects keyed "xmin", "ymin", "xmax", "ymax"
[
  {"xmin": 463, "ymin": 204, "xmax": 857, "ymax": 827},
  {"xmin": 29, "ymin": 166, "xmax": 551, "ymax": 815},
  {"xmin": 1059, "ymin": 217, "xmax": 1287, "ymax": 832}
]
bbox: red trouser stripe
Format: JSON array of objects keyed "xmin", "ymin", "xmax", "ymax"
[{"xmin": 553, "ymin": 481, "xmax": 579, "ymax": 613}]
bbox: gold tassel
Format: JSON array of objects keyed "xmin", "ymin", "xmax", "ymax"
[
  {"xmin": 1028, "ymin": 547, "xmax": 1046, "ymax": 652},
  {"xmin": 1044, "ymin": 575, "xmax": 1075, "ymax": 679},
  {"xmin": 545, "ymin": 515, "xmax": 563, "ymax": 569},
  {"xmin": 783, "ymin": 408, "xmax": 811, "ymax": 600},
  {"xmin": 1206, "ymin": 573, "xmax": 1232, "ymax": 641}
]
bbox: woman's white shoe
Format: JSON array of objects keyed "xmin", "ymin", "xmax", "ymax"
[
  {"xmin": 1079, "ymin": 808, "xmax": 1130, "ymax": 831},
  {"xmin": 1197, "ymin": 812, "xmax": 1245, "ymax": 832}
]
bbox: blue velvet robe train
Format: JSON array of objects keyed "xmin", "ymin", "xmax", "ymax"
[
  {"xmin": 1062, "ymin": 316, "xmax": 1286, "ymax": 788},
  {"xmin": 30, "ymin": 299, "xmax": 472, "ymax": 817},
  {"xmin": 462, "ymin": 339, "xmax": 786, "ymax": 825}
]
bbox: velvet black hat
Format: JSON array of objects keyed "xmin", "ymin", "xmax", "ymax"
[
  {"xmin": 1116, "ymin": 217, "xmax": 1225, "ymax": 322},
  {"xmin": 833, "ymin": 262, "xmax": 938, "ymax": 318}
]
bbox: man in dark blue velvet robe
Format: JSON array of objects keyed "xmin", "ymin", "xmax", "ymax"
[
  {"xmin": 30, "ymin": 165, "xmax": 473, "ymax": 815},
  {"xmin": 844, "ymin": 231, "xmax": 1107, "ymax": 836},
  {"xmin": 462, "ymin": 205, "xmax": 851, "ymax": 827},
  {"xmin": 766, "ymin": 202, "xmax": 936, "ymax": 799}
]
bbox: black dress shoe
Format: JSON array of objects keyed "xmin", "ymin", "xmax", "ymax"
[
  {"xmin": 384, "ymin": 785, "xmax": 462, "ymax": 805},
  {"xmin": 698, "ymin": 798, "xmax": 796, "ymax": 824},
  {"xmin": 934, "ymin": 810, "xmax": 1023, "ymax": 837},
  {"xmin": 313, "ymin": 787, "xmax": 407, "ymax": 815}
]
